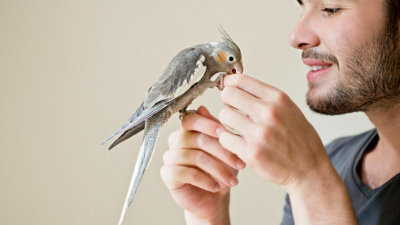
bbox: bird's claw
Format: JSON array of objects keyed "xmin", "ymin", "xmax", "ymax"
[
  {"xmin": 179, "ymin": 109, "xmax": 196, "ymax": 120},
  {"xmin": 179, "ymin": 112, "xmax": 184, "ymax": 120},
  {"xmin": 215, "ymin": 74, "xmax": 226, "ymax": 91}
]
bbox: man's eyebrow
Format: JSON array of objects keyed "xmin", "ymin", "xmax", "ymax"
[{"xmin": 297, "ymin": 0, "xmax": 352, "ymax": 6}]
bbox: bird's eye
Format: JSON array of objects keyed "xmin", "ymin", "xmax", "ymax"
[{"xmin": 229, "ymin": 56, "xmax": 234, "ymax": 62}]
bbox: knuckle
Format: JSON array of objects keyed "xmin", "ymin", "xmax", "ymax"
[
  {"xmin": 262, "ymin": 106, "xmax": 278, "ymax": 124},
  {"xmin": 248, "ymin": 145, "xmax": 262, "ymax": 162},
  {"xmin": 274, "ymin": 91, "xmax": 289, "ymax": 104},
  {"xmin": 219, "ymin": 167, "xmax": 233, "ymax": 181},
  {"xmin": 255, "ymin": 125, "xmax": 269, "ymax": 140},
  {"xmin": 224, "ymin": 150, "xmax": 236, "ymax": 164},
  {"xmin": 196, "ymin": 133, "xmax": 209, "ymax": 149},
  {"xmin": 219, "ymin": 107, "xmax": 230, "ymax": 122},
  {"xmin": 194, "ymin": 151, "xmax": 207, "ymax": 165},
  {"xmin": 234, "ymin": 74, "xmax": 247, "ymax": 87},
  {"xmin": 218, "ymin": 131, "xmax": 230, "ymax": 149},
  {"xmin": 168, "ymin": 130, "xmax": 181, "ymax": 148},
  {"xmin": 160, "ymin": 166, "xmax": 170, "ymax": 181},
  {"xmin": 162, "ymin": 151, "xmax": 170, "ymax": 164},
  {"xmin": 188, "ymin": 168, "xmax": 200, "ymax": 182},
  {"xmin": 259, "ymin": 104, "xmax": 270, "ymax": 118},
  {"xmin": 268, "ymin": 107, "xmax": 279, "ymax": 122},
  {"xmin": 199, "ymin": 121, "xmax": 210, "ymax": 134}
]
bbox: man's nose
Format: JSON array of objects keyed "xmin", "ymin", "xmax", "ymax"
[{"xmin": 288, "ymin": 15, "xmax": 320, "ymax": 50}]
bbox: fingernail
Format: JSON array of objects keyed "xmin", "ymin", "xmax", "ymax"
[
  {"xmin": 216, "ymin": 127, "xmax": 226, "ymax": 137},
  {"xmin": 230, "ymin": 177, "xmax": 238, "ymax": 187},
  {"xmin": 215, "ymin": 183, "xmax": 220, "ymax": 192},
  {"xmin": 236, "ymin": 159, "xmax": 246, "ymax": 170}
]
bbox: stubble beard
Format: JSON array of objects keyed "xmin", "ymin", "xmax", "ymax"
[{"xmin": 306, "ymin": 18, "xmax": 400, "ymax": 115}]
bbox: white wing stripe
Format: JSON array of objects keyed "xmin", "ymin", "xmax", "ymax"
[
  {"xmin": 210, "ymin": 72, "xmax": 226, "ymax": 82},
  {"xmin": 173, "ymin": 55, "xmax": 207, "ymax": 98}
]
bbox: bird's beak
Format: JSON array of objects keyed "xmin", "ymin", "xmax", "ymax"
[
  {"xmin": 217, "ymin": 61, "xmax": 244, "ymax": 91},
  {"xmin": 231, "ymin": 61, "xmax": 244, "ymax": 74}
]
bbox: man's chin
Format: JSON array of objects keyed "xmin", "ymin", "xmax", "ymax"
[
  {"xmin": 306, "ymin": 88, "xmax": 346, "ymax": 115},
  {"xmin": 305, "ymin": 81, "xmax": 345, "ymax": 115},
  {"xmin": 306, "ymin": 91, "xmax": 327, "ymax": 114},
  {"xmin": 306, "ymin": 86, "xmax": 330, "ymax": 105}
]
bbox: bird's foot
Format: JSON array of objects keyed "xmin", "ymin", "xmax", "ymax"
[
  {"xmin": 215, "ymin": 74, "xmax": 226, "ymax": 91},
  {"xmin": 179, "ymin": 109, "xmax": 196, "ymax": 120}
]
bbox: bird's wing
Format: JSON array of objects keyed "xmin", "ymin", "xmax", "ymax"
[
  {"xmin": 143, "ymin": 46, "xmax": 207, "ymax": 109},
  {"xmin": 101, "ymin": 46, "xmax": 208, "ymax": 148},
  {"xmin": 118, "ymin": 113, "xmax": 164, "ymax": 225},
  {"xmin": 107, "ymin": 122, "xmax": 145, "ymax": 150},
  {"xmin": 100, "ymin": 100, "xmax": 170, "ymax": 148}
]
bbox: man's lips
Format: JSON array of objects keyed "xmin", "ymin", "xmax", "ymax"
[
  {"xmin": 303, "ymin": 58, "xmax": 334, "ymax": 82},
  {"xmin": 302, "ymin": 58, "xmax": 334, "ymax": 66}
]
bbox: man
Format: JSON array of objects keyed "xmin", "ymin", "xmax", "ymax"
[{"xmin": 160, "ymin": 0, "xmax": 400, "ymax": 224}]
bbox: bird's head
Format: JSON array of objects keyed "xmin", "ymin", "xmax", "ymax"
[{"xmin": 213, "ymin": 28, "xmax": 243, "ymax": 75}]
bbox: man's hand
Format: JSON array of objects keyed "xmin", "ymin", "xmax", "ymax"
[
  {"xmin": 217, "ymin": 74, "xmax": 357, "ymax": 224},
  {"xmin": 160, "ymin": 106, "xmax": 245, "ymax": 225},
  {"xmin": 217, "ymin": 74, "xmax": 330, "ymax": 189}
]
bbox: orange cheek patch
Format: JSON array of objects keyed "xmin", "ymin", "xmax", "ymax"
[{"xmin": 218, "ymin": 51, "xmax": 227, "ymax": 62}]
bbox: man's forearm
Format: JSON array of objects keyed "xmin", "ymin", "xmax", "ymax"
[
  {"xmin": 286, "ymin": 166, "xmax": 358, "ymax": 225},
  {"xmin": 185, "ymin": 210, "xmax": 230, "ymax": 225},
  {"xmin": 184, "ymin": 193, "xmax": 231, "ymax": 225}
]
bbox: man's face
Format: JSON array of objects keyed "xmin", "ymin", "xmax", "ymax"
[{"xmin": 289, "ymin": 0, "xmax": 400, "ymax": 115}]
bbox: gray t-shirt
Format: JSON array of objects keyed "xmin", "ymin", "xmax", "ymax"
[{"xmin": 281, "ymin": 129, "xmax": 400, "ymax": 225}]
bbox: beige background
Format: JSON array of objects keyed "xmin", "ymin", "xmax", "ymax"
[{"xmin": 0, "ymin": 0, "xmax": 374, "ymax": 224}]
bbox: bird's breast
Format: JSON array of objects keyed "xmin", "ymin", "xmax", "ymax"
[{"xmin": 169, "ymin": 79, "xmax": 214, "ymax": 115}]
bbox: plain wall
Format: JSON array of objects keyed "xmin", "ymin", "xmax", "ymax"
[{"xmin": 0, "ymin": 0, "xmax": 374, "ymax": 224}]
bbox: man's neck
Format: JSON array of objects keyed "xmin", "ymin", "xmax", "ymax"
[
  {"xmin": 366, "ymin": 103, "xmax": 400, "ymax": 156},
  {"xmin": 359, "ymin": 103, "xmax": 400, "ymax": 189}
]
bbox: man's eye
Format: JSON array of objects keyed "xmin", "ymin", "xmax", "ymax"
[{"xmin": 322, "ymin": 8, "xmax": 341, "ymax": 15}]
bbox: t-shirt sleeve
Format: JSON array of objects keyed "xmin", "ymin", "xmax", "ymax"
[{"xmin": 280, "ymin": 194, "xmax": 295, "ymax": 225}]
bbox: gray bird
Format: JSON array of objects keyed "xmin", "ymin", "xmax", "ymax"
[{"xmin": 101, "ymin": 28, "xmax": 243, "ymax": 225}]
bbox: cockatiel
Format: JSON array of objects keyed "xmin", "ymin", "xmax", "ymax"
[{"xmin": 101, "ymin": 28, "xmax": 243, "ymax": 225}]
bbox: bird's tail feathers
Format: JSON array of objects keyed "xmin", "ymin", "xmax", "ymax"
[{"xmin": 118, "ymin": 115, "xmax": 164, "ymax": 225}]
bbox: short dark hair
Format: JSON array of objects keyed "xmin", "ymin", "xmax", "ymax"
[
  {"xmin": 384, "ymin": 0, "xmax": 400, "ymax": 25},
  {"xmin": 383, "ymin": 0, "xmax": 400, "ymax": 46}
]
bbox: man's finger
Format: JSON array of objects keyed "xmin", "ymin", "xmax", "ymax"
[
  {"xmin": 219, "ymin": 107, "xmax": 253, "ymax": 136},
  {"xmin": 197, "ymin": 105, "xmax": 220, "ymax": 124},
  {"xmin": 167, "ymin": 131, "xmax": 245, "ymax": 170},
  {"xmin": 160, "ymin": 165, "xmax": 220, "ymax": 193},
  {"xmin": 218, "ymin": 131, "xmax": 247, "ymax": 160},
  {"xmin": 163, "ymin": 149, "xmax": 238, "ymax": 187},
  {"xmin": 182, "ymin": 112, "xmax": 227, "ymax": 138},
  {"xmin": 224, "ymin": 74, "xmax": 280, "ymax": 100},
  {"xmin": 220, "ymin": 86, "xmax": 265, "ymax": 119}
]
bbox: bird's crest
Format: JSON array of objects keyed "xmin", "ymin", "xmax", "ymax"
[{"xmin": 219, "ymin": 26, "xmax": 241, "ymax": 60}]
